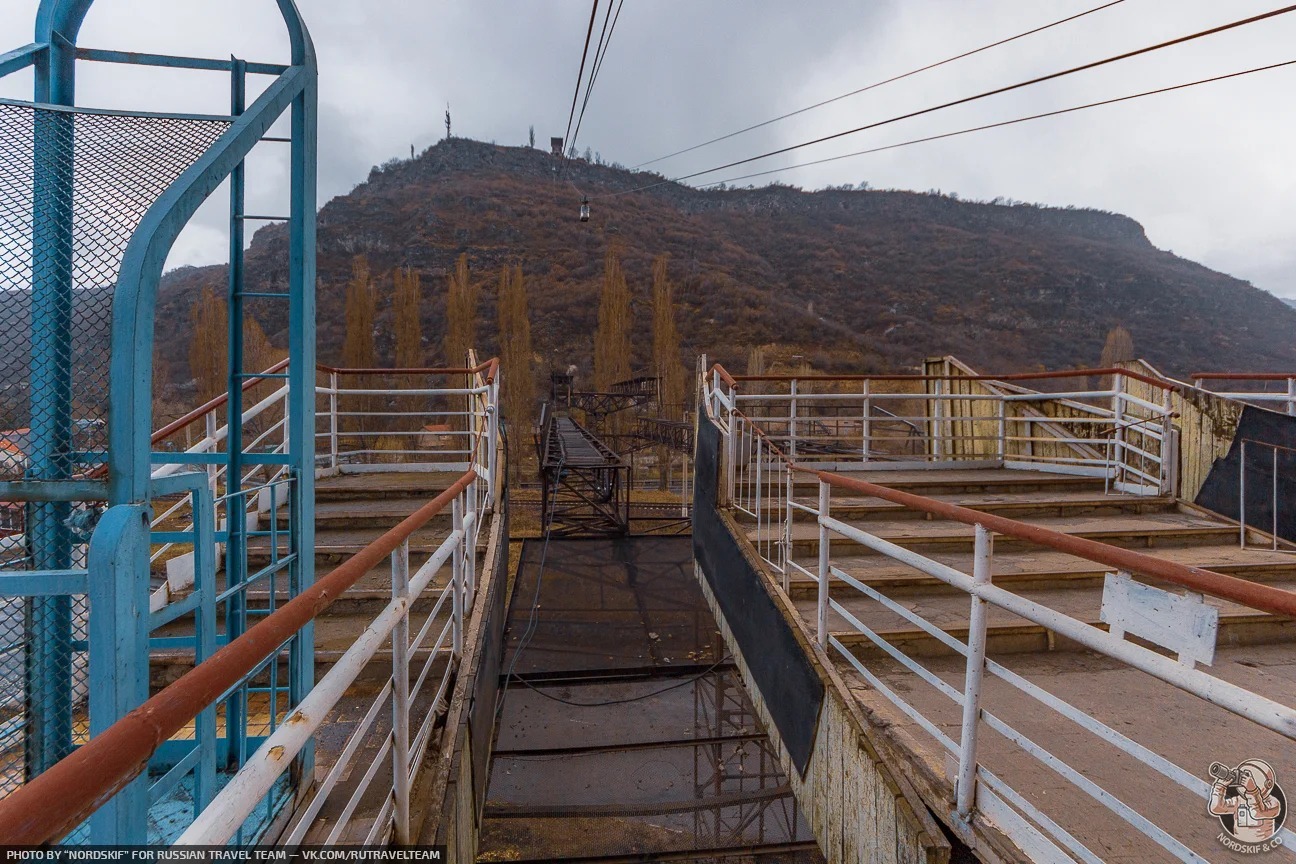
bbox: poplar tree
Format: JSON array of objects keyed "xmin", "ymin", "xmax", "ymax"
[
  {"xmin": 651, "ymin": 256, "xmax": 685, "ymax": 418},
  {"xmin": 342, "ymin": 255, "xmax": 377, "ymax": 439},
  {"xmin": 444, "ymin": 253, "xmax": 478, "ymax": 368},
  {"xmin": 497, "ymin": 264, "xmax": 534, "ymax": 481},
  {"xmin": 1100, "ymin": 325, "xmax": 1135, "ymax": 368},
  {"xmin": 1099, "ymin": 325, "xmax": 1135, "ymax": 390},
  {"xmin": 650, "ymin": 256, "xmax": 685, "ymax": 488},
  {"xmin": 393, "ymin": 266, "xmax": 423, "ymax": 369},
  {"xmin": 594, "ymin": 245, "xmax": 631, "ymax": 391},
  {"xmin": 189, "ymin": 285, "xmax": 228, "ymax": 404}
]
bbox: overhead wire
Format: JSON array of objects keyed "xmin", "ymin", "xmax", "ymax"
[
  {"xmin": 571, "ymin": 0, "xmax": 625, "ymax": 156},
  {"xmin": 631, "ymin": 0, "xmax": 1129, "ymax": 170},
  {"xmin": 687, "ymin": 57, "xmax": 1296, "ymax": 190},
  {"xmin": 562, "ymin": 0, "xmax": 602, "ymax": 151},
  {"xmin": 594, "ymin": 3, "xmax": 1296, "ymax": 199}
]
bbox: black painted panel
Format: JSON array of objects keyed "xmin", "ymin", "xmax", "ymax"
[
  {"xmin": 693, "ymin": 405, "xmax": 824, "ymax": 776},
  {"xmin": 1195, "ymin": 406, "xmax": 1296, "ymax": 543}
]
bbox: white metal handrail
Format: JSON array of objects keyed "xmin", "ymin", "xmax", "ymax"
[
  {"xmin": 176, "ymin": 361, "xmax": 500, "ymax": 845},
  {"xmin": 705, "ymin": 367, "xmax": 1296, "ymax": 862},
  {"xmin": 715, "ymin": 369, "xmax": 1172, "ymax": 497}
]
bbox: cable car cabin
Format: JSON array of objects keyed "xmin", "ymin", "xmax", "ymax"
[{"xmin": 579, "ymin": 198, "xmax": 590, "ymax": 222}]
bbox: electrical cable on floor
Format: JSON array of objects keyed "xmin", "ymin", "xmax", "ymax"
[
  {"xmin": 494, "ymin": 452, "xmax": 565, "ymax": 722},
  {"xmin": 506, "ymin": 652, "xmax": 734, "ymax": 708}
]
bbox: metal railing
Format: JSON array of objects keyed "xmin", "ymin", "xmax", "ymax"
[
  {"xmin": 711, "ymin": 365, "xmax": 1176, "ymax": 497},
  {"xmin": 1239, "ymin": 438, "xmax": 1296, "ymax": 553},
  {"xmin": 1192, "ymin": 372, "xmax": 1296, "ymax": 416},
  {"xmin": 0, "ymin": 359, "xmax": 501, "ymax": 844},
  {"xmin": 705, "ymin": 364, "xmax": 1296, "ymax": 862}
]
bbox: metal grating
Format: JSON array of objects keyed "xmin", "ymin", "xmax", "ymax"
[
  {"xmin": 484, "ymin": 538, "xmax": 823, "ymax": 863},
  {"xmin": 0, "ymin": 101, "xmax": 229, "ymax": 478}
]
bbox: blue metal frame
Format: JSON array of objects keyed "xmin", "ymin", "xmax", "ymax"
[{"xmin": 0, "ymin": 0, "xmax": 316, "ymax": 843}]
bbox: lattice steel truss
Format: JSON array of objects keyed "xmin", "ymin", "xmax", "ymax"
[{"xmin": 0, "ymin": 0, "xmax": 317, "ymax": 844}]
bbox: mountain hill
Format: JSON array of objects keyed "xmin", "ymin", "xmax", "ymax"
[{"xmin": 156, "ymin": 137, "xmax": 1296, "ymax": 391}]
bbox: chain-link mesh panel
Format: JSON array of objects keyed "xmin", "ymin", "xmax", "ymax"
[
  {"xmin": 0, "ymin": 589, "xmax": 89, "ymax": 798},
  {"xmin": 0, "ymin": 102, "xmax": 229, "ymax": 478},
  {"xmin": 0, "ymin": 101, "xmax": 228, "ymax": 799}
]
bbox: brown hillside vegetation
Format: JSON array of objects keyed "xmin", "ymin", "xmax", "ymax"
[{"xmin": 155, "ymin": 137, "xmax": 1296, "ymax": 397}]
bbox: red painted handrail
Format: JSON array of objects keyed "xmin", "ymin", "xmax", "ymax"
[
  {"xmin": 152, "ymin": 357, "xmax": 292, "ymax": 447},
  {"xmin": 317, "ymin": 357, "xmax": 499, "ymax": 384},
  {"xmin": 815, "ymin": 469, "xmax": 1296, "ymax": 619},
  {"xmin": 0, "ymin": 471, "xmax": 477, "ymax": 844},
  {"xmin": 711, "ymin": 363, "xmax": 1177, "ymax": 392},
  {"xmin": 1191, "ymin": 372, "xmax": 1296, "ymax": 382},
  {"xmin": 724, "ymin": 403, "xmax": 1296, "ymax": 620}
]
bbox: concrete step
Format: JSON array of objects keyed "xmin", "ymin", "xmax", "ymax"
[
  {"xmin": 314, "ymin": 470, "xmax": 467, "ymax": 502},
  {"xmin": 245, "ymin": 525, "xmax": 482, "ymax": 567},
  {"xmin": 736, "ymin": 490, "xmax": 1174, "ymax": 523},
  {"xmin": 801, "ymin": 577, "xmax": 1296, "ymax": 659},
  {"xmin": 275, "ymin": 497, "xmax": 454, "ymax": 530},
  {"xmin": 765, "ymin": 512, "xmax": 1239, "ymax": 557},
  {"xmin": 784, "ymin": 543, "xmax": 1296, "ymax": 599}
]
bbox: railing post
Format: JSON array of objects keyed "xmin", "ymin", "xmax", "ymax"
[
  {"xmin": 87, "ymin": 505, "xmax": 151, "ymax": 843},
  {"xmin": 1288, "ymin": 377, "xmax": 1296, "ymax": 417},
  {"xmin": 466, "ymin": 477, "xmax": 478, "ymax": 601},
  {"xmin": 861, "ymin": 379, "xmax": 871, "ymax": 462},
  {"xmin": 930, "ymin": 379, "xmax": 944, "ymax": 461},
  {"xmin": 1112, "ymin": 373, "xmax": 1126, "ymax": 487},
  {"xmin": 725, "ymin": 393, "xmax": 737, "ymax": 506},
  {"xmin": 488, "ymin": 380, "xmax": 499, "ymax": 507},
  {"xmin": 1239, "ymin": 440, "xmax": 1247, "ymax": 549},
  {"xmin": 783, "ymin": 468, "xmax": 794, "ymax": 589},
  {"xmin": 956, "ymin": 524, "xmax": 993, "ymax": 820},
  {"xmin": 1160, "ymin": 387, "xmax": 1174, "ymax": 495},
  {"xmin": 451, "ymin": 495, "xmax": 464, "ymax": 657},
  {"xmin": 1273, "ymin": 445, "xmax": 1279, "ymax": 552},
  {"xmin": 788, "ymin": 379, "xmax": 799, "ymax": 461},
  {"xmin": 816, "ymin": 480, "xmax": 831, "ymax": 649},
  {"xmin": 390, "ymin": 539, "xmax": 411, "ymax": 844},
  {"xmin": 328, "ymin": 371, "xmax": 338, "ymax": 470},
  {"xmin": 996, "ymin": 396, "xmax": 1006, "ymax": 464}
]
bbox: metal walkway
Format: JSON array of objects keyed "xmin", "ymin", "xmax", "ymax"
[
  {"xmin": 539, "ymin": 412, "xmax": 631, "ymax": 537},
  {"xmin": 478, "ymin": 537, "xmax": 823, "ymax": 863}
]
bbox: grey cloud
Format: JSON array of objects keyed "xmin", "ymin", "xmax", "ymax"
[{"xmin": 1, "ymin": 0, "xmax": 1293, "ymax": 298}]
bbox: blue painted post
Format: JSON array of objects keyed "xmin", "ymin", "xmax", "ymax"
[
  {"xmin": 189, "ymin": 475, "xmax": 217, "ymax": 814},
  {"xmin": 26, "ymin": 22, "xmax": 76, "ymax": 780},
  {"xmin": 223, "ymin": 56, "xmax": 249, "ymax": 771},
  {"xmin": 87, "ymin": 504, "xmax": 151, "ymax": 843},
  {"xmin": 286, "ymin": 60, "xmax": 318, "ymax": 786}
]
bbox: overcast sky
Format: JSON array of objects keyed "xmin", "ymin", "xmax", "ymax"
[{"xmin": 3, "ymin": 0, "xmax": 1295, "ymax": 298}]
